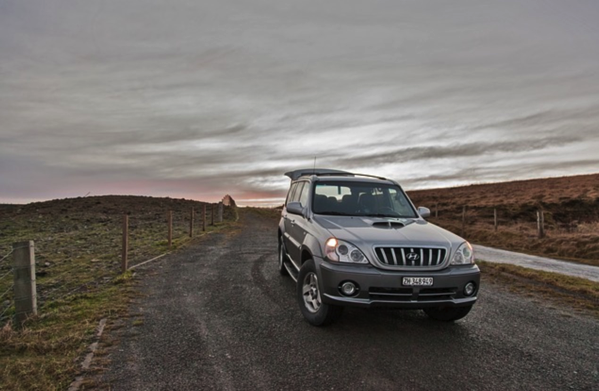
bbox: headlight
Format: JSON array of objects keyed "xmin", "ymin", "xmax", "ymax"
[
  {"xmin": 450, "ymin": 242, "xmax": 474, "ymax": 265},
  {"xmin": 325, "ymin": 238, "xmax": 368, "ymax": 264}
]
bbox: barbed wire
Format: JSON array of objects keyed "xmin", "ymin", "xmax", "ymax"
[
  {"xmin": 0, "ymin": 285, "xmax": 13, "ymax": 301},
  {"xmin": 0, "ymin": 248, "xmax": 14, "ymax": 265},
  {"xmin": 40, "ymin": 269, "xmax": 119, "ymax": 307},
  {"xmin": 0, "ymin": 208, "xmax": 231, "ymax": 323},
  {"xmin": 0, "ymin": 244, "xmax": 33, "ymax": 266},
  {"xmin": 0, "ymin": 305, "xmax": 12, "ymax": 321},
  {"xmin": 36, "ymin": 262, "xmax": 96, "ymax": 288},
  {"xmin": 44, "ymin": 284, "xmax": 89, "ymax": 306},
  {"xmin": 0, "ymin": 268, "xmax": 13, "ymax": 282}
]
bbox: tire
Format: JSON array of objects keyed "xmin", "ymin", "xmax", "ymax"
[
  {"xmin": 297, "ymin": 259, "xmax": 343, "ymax": 326},
  {"xmin": 423, "ymin": 305, "xmax": 473, "ymax": 322},
  {"xmin": 278, "ymin": 237, "xmax": 290, "ymax": 276}
]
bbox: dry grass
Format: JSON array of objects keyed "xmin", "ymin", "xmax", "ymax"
[
  {"xmin": 0, "ymin": 280, "xmax": 133, "ymax": 390},
  {"xmin": 0, "ymin": 195, "xmax": 237, "ymax": 391},
  {"xmin": 409, "ymin": 173, "xmax": 599, "ymax": 206},
  {"xmin": 409, "ymin": 173, "xmax": 599, "ymax": 266},
  {"xmin": 479, "ymin": 261, "xmax": 599, "ymax": 317}
]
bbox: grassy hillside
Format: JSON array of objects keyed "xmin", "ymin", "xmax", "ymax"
[
  {"xmin": 408, "ymin": 173, "xmax": 599, "ymax": 266},
  {"xmin": 0, "ymin": 195, "xmax": 236, "ymax": 390}
]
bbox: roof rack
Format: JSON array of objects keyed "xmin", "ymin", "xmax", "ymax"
[
  {"xmin": 285, "ymin": 169, "xmax": 353, "ymax": 181},
  {"xmin": 350, "ymin": 172, "xmax": 388, "ymax": 181},
  {"xmin": 284, "ymin": 168, "xmax": 387, "ymax": 181}
]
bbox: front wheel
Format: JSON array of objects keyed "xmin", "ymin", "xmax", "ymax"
[
  {"xmin": 423, "ymin": 305, "xmax": 473, "ymax": 322},
  {"xmin": 297, "ymin": 259, "xmax": 343, "ymax": 326}
]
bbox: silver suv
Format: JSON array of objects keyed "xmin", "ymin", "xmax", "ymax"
[{"xmin": 278, "ymin": 169, "xmax": 480, "ymax": 326}]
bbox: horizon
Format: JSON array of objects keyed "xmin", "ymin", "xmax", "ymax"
[
  {"xmin": 2, "ymin": 171, "xmax": 597, "ymax": 208},
  {"xmin": 2, "ymin": 0, "xmax": 599, "ymax": 206}
]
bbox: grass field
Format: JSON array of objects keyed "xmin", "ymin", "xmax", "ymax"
[
  {"xmin": 479, "ymin": 261, "xmax": 599, "ymax": 318},
  {"xmin": 0, "ymin": 195, "xmax": 236, "ymax": 390},
  {"xmin": 408, "ymin": 173, "xmax": 599, "ymax": 266}
]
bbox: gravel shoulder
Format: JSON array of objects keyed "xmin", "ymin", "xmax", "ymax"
[
  {"xmin": 474, "ymin": 245, "xmax": 599, "ymax": 283},
  {"xmin": 95, "ymin": 210, "xmax": 599, "ymax": 390}
]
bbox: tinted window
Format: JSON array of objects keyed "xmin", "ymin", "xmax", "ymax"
[
  {"xmin": 287, "ymin": 181, "xmax": 306, "ymax": 205},
  {"xmin": 298, "ymin": 182, "xmax": 310, "ymax": 207},
  {"xmin": 313, "ymin": 181, "xmax": 417, "ymax": 217},
  {"xmin": 285, "ymin": 183, "xmax": 299, "ymax": 206}
]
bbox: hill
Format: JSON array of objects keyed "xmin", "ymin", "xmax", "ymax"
[
  {"xmin": 407, "ymin": 173, "xmax": 599, "ymax": 265},
  {"xmin": 0, "ymin": 195, "xmax": 236, "ymax": 389}
]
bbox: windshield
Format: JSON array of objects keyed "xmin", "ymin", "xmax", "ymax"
[{"xmin": 312, "ymin": 181, "xmax": 418, "ymax": 218}]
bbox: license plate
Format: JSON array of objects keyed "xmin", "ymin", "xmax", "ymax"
[{"xmin": 402, "ymin": 277, "xmax": 433, "ymax": 286}]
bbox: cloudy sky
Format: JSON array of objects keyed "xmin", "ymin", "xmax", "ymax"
[{"xmin": 1, "ymin": 0, "xmax": 598, "ymax": 206}]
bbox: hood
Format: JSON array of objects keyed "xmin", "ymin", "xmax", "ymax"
[{"xmin": 312, "ymin": 215, "xmax": 464, "ymax": 249}]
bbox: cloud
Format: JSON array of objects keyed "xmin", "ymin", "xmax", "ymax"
[
  {"xmin": 336, "ymin": 134, "xmax": 583, "ymax": 168},
  {"xmin": 1, "ymin": 0, "xmax": 599, "ymax": 205}
]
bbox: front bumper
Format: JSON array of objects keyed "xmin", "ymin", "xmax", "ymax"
[{"xmin": 314, "ymin": 256, "xmax": 480, "ymax": 309}]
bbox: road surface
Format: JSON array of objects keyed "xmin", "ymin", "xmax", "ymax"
[{"xmin": 97, "ymin": 210, "xmax": 599, "ymax": 390}]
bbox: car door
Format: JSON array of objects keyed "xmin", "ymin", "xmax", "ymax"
[
  {"xmin": 283, "ymin": 182, "xmax": 303, "ymax": 262},
  {"xmin": 287, "ymin": 181, "xmax": 311, "ymax": 265}
]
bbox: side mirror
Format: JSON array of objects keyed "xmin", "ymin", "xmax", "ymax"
[
  {"xmin": 286, "ymin": 201, "xmax": 304, "ymax": 216},
  {"xmin": 418, "ymin": 206, "xmax": 431, "ymax": 219}
]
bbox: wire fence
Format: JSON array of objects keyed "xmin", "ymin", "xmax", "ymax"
[
  {"xmin": 0, "ymin": 244, "xmax": 33, "ymax": 324},
  {"xmin": 0, "ymin": 247, "xmax": 15, "ymax": 322},
  {"xmin": 0, "ymin": 201, "xmax": 235, "ymax": 327},
  {"xmin": 0, "ymin": 247, "xmax": 14, "ymax": 265},
  {"xmin": 0, "ymin": 268, "xmax": 12, "ymax": 283}
]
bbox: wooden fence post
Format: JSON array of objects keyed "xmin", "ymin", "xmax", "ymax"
[
  {"xmin": 211, "ymin": 204, "xmax": 214, "ymax": 226},
  {"xmin": 537, "ymin": 210, "xmax": 545, "ymax": 239},
  {"xmin": 168, "ymin": 210, "xmax": 173, "ymax": 249},
  {"xmin": 202, "ymin": 204, "xmax": 207, "ymax": 232},
  {"xmin": 13, "ymin": 241, "xmax": 37, "ymax": 326},
  {"xmin": 190, "ymin": 207, "xmax": 194, "ymax": 238},
  {"xmin": 122, "ymin": 215, "xmax": 129, "ymax": 272},
  {"xmin": 494, "ymin": 208, "xmax": 498, "ymax": 232},
  {"xmin": 218, "ymin": 202, "xmax": 223, "ymax": 223}
]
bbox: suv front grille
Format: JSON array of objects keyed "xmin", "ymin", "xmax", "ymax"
[{"xmin": 374, "ymin": 247, "xmax": 447, "ymax": 267}]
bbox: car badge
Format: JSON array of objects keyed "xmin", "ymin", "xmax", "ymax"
[{"xmin": 406, "ymin": 252, "xmax": 420, "ymax": 261}]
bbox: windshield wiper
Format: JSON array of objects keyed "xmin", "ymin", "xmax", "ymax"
[{"xmin": 315, "ymin": 211, "xmax": 349, "ymax": 216}]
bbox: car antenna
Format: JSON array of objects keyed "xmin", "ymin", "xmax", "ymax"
[{"xmin": 312, "ymin": 156, "xmax": 316, "ymax": 174}]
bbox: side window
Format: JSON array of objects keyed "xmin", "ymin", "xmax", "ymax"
[
  {"xmin": 291, "ymin": 182, "xmax": 304, "ymax": 203},
  {"xmin": 298, "ymin": 182, "xmax": 310, "ymax": 207},
  {"xmin": 287, "ymin": 182, "xmax": 304, "ymax": 205},
  {"xmin": 285, "ymin": 183, "xmax": 299, "ymax": 206}
]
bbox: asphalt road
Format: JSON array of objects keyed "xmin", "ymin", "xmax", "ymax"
[{"xmin": 99, "ymin": 210, "xmax": 599, "ymax": 391}]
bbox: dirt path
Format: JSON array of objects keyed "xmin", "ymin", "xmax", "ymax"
[
  {"xmin": 95, "ymin": 209, "xmax": 599, "ymax": 390},
  {"xmin": 474, "ymin": 245, "xmax": 599, "ymax": 282}
]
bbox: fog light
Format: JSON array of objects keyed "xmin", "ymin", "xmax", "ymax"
[
  {"xmin": 340, "ymin": 281, "xmax": 358, "ymax": 296},
  {"xmin": 464, "ymin": 282, "xmax": 476, "ymax": 296}
]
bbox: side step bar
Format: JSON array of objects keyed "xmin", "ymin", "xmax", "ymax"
[{"xmin": 282, "ymin": 252, "xmax": 300, "ymax": 282}]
